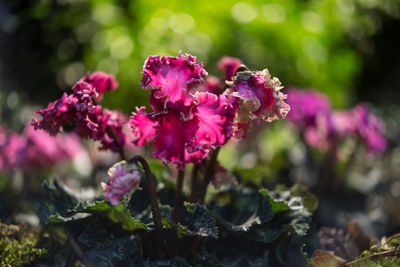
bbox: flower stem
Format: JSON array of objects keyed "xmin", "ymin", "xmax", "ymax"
[
  {"xmin": 128, "ymin": 155, "xmax": 162, "ymax": 231},
  {"xmin": 198, "ymin": 147, "xmax": 221, "ymax": 203},
  {"xmin": 106, "ymin": 126, "xmax": 127, "ymax": 160},
  {"xmin": 173, "ymin": 168, "xmax": 185, "ymax": 222},
  {"xmin": 189, "ymin": 164, "xmax": 200, "ymax": 202}
]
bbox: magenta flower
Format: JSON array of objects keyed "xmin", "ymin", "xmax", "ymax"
[
  {"xmin": 2, "ymin": 132, "xmax": 26, "ymax": 172},
  {"xmin": 80, "ymin": 71, "xmax": 118, "ymax": 102},
  {"xmin": 101, "ymin": 161, "xmax": 141, "ymax": 206},
  {"xmin": 286, "ymin": 88, "xmax": 331, "ymax": 129},
  {"xmin": 192, "ymin": 92, "xmax": 234, "ymax": 149},
  {"xmin": 130, "ymin": 94, "xmax": 235, "ymax": 168},
  {"xmin": 81, "ymin": 71, "xmax": 118, "ymax": 94},
  {"xmin": 217, "ymin": 56, "xmax": 243, "ymax": 81},
  {"xmin": 33, "ymin": 72, "xmax": 127, "ymax": 152},
  {"xmin": 130, "ymin": 108, "xmax": 200, "ymax": 168},
  {"xmin": 131, "ymin": 52, "xmax": 290, "ymax": 168},
  {"xmin": 0, "ymin": 127, "xmax": 5, "ymax": 171},
  {"xmin": 228, "ymin": 68, "xmax": 290, "ymax": 138},
  {"xmin": 141, "ymin": 52, "xmax": 207, "ymax": 118},
  {"xmin": 351, "ymin": 104, "xmax": 386, "ymax": 154},
  {"xmin": 0, "ymin": 122, "xmax": 84, "ymax": 173}
]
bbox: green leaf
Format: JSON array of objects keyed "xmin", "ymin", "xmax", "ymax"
[
  {"xmin": 85, "ymin": 236, "xmax": 144, "ymax": 267},
  {"xmin": 180, "ymin": 203, "xmax": 218, "ymax": 239},
  {"xmin": 77, "ymin": 218, "xmax": 112, "ymax": 249},
  {"xmin": 159, "ymin": 203, "xmax": 218, "ymax": 238},
  {"xmin": 211, "ymin": 187, "xmax": 263, "ymax": 232},
  {"xmin": 71, "ymin": 201, "xmax": 148, "ymax": 231},
  {"xmin": 38, "ymin": 180, "xmax": 79, "ymax": 226},
  {"xmin": 259, "ymin": 188, "xmax": 291, "ymax": 214},
  {"xmin": 144, "ymin": 257, "xmax": 191, "ymax": 267}
]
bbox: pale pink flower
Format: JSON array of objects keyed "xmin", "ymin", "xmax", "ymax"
[{"xmin": 102, "ymin": 161, "xmax": 141, "ymax": 206}]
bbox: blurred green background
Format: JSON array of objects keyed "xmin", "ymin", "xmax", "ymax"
[{"xmin": 1, "ymin": 0, "xmax": 400, "ymax": 113}]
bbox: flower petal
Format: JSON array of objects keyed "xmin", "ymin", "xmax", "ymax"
[
  {"xmin": 152, "ymin": 110, "xmax": 199, "ymax": 169},
  {"xmin": 232, "ymin": 69, "xmax": 290, "ymax": 123},
  {"xmin": 217, "ymin": 56, "xmax": 243, "ymax": 81},
  {"xmin": 129, "ymin": 107, "xmax": 158, "ymax": 146},
  {"xmin": 141, "ymin": 52, "xmax": 207, "ymax": 112},
  {"xmin": 192, "ymin": 92, "xmax": 234, "ymax": 149}
]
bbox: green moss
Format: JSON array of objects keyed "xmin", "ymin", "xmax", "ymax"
[{"xmin": 0, "ymin": 222, "xmax": 47, "ymax": 266}]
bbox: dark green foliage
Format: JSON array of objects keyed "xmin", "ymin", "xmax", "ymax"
[{"xmin": 35, "ymin": 180, "xmax": 320, "ymax": 266}]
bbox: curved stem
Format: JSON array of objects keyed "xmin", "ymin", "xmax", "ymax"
[
  {"xmin": 198, "ymin": 147, "xmax": 221, "ymax": 203},
  {"xmin": 173, "ymin": 169, "xmax": 185, "ymax": 222},
  {"xmin": 128, "ymin": 155, "xmax": 162, "ymax": 231}
]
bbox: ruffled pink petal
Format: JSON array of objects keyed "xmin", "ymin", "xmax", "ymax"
[
  {"xmin": 192, "ymin": 92, "xmax": 234, "ymax": 149},
  {"xmin": 217, "ymin": 56, "xmax": 243, "ymax": 81},
  {"xmin": 184, "ymin": 149, "xmax": 209, "ymax": 165},
  {"xmin": 96, "ymin": 109, "xmax": 127, "ymax": 152},
  {"xmin": 82, "ymin": 71, "xmax": 118, "ymax": 94},
  {"xmin": 102, "ymin": 161, "xmax": 141, "ymax": 206},
  {"xmin": 152, "ymin": 110, "xmax": 199, "ymax": 169},
  {"xmin": 129, "ymin": 107, "xmax": 158, "ymax": 146},
  {"xmin": 32, "ymin": 93, "xmax": 78, "ymax": 135},
  {"xmin": 141, "ymin": 52, "xmax": 207, "ymax": 113},
  {"xmin": 232, "ymin": 69, "xmax": 290, "ymax": 123}
]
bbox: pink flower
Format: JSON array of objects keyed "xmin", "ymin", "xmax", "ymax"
[
  {"xmin": 0, "ymin": 127, "xmax": 5, "ymax": 171},
  {"xmin": 141, "ymin": 51, "xmax": 207, "ymax": 118},
  {"xmin": 102, "ymin": 161, "xmax": 141, "ymax": 206},
  {"xmin": 227, "ymin": 68, "xmax": 290, "ymax": 138},
  {"xmin": 95, "ymin": 110, "xmax": 127, "ymax": 151},
  {"xmin": 129, "ymin": 107, "xmax": 158, "ymax": 146},
  {"xmin": 217, "ymin": 56, "xmax": 243, "ymax": 81},
  {"xmin": 33, "ymin": 72, "xmax": 127, "ymax": 153},
  {"xmin": 286, "ymin": 88, "xmax": 331, "ymax": 129},
  {"xmin": 2, "ymin": 132, "xmax": 26, "ymax": 172},
  {"xmin": 0, "ymin": 122, "xmax": 84, "ymax": 173},
  {"xmin": 231, "ymin": 69, "xmax": 289, "ymax": 122},
  {"xmin": 131, "ymin": 109, "xmax": 199, "ymax": 168},
  {"xmin": 80, "ymin": 71, "xmax": 119, "ymax": 102},
  {"xmin": 351, "ymin": 104, "xmax": 386, "ymax": 154},
  {"xmin": 192, "ymin": 92, "xmax": 234, "ymax": 149},
  {"xmin": 130, "ymin": 93, "xmax": 235, "ymax": 169}
]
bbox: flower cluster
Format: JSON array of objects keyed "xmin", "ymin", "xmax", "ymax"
[
  {"xmin": 287, "ymin": 88, "xmax": 386, "ymax": 154},
  {"xmin": 101, "ymin": 161, "xmax": 141, "ymax": 206},
  {"xmin": 130, "ymin": 52, "xmax": 290, "ymax": 169},
  {"xmin": 32, "ymin": 72, "xmax": 127, "ymax": 152},
  {"xmin": 0, "ymin": 122, "xmax": 83, "ymax": 173}
]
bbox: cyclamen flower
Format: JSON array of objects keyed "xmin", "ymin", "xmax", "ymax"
[
  {"xmin": 141, "ymin": 52, "xmax": 207, "ymax": 119},
  {"xmin": 80, "ymin": 71, "xmax": 119, "ymax": 101},
  {"xmin": 33, "ymin": 72, "xmax": 126, "ymax": 152},
  {"xmin": 228, "ymin": 68, "xmax": 290, "ymax": 137},
  {"xmin": 351, "ymin": 104, "xmax": 386, "ymax": 154},
  {"xmin": 0, "ymin": 123, "xmax": 84, "ymax": 173},
  {"xmin": 303, "ymin": 112, "xmax": 346, "ymax": 151},
  {"xmin": 286, "ymin": 88, "xmax": 331, "ymax": 129},
  {"xmin": 217, "ymin": 56, "xmax": 243, "ymax": 81},
  {"xmin": 101, "ymin": 161, "xmax": 141, "ymax": 206}
]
